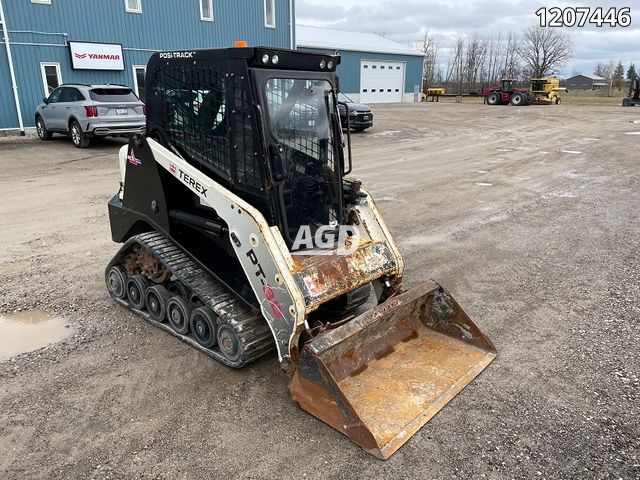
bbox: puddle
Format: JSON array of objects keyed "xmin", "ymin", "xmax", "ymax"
[
  {"xmin": 561, "ymin": 150, "xmax": 582, "ymax": 155},
  {"xmin": 475, "ymin": 182, "xmax": 493, "ymax": 186},
  {"xmin": 625, "ymin": 131, "xmax": 640, "ymax": 135},
  {"xmin": 0, "ymin": 310, "xmax": 73, "ymax": 361}
]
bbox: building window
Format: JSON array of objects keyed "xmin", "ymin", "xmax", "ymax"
[
  {"xmin": 40, "ymin": 63, "xmax": 62, "ymax": 96},
  {"xmin": 133, "ymin": 66, "xmax": 147, "ymax": 102},
  {"xmin": 31, "ymin": 0, "xmax": 52, "ymax": 4},
  {"xmin": 200, "ymin": 0, "xmax": 213, "ymax": 21},
  {"xmin": 264, "ymin": 0, "xmax": 275, "ymax": 28},
  {"xmin": 125, "ymin": 0, "xmax": 141, "ymax": 14}
]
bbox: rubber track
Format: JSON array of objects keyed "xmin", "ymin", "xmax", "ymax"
[{"xmin": 106, "ymin": 231, "xmax": 274, "ymax": 368}]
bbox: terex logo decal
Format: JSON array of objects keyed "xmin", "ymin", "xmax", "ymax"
[
  {"xmin": 159, "ymin": 51, "xmax": 197, "ymax": 59},
  {"xmin": 246, "ymin": 249, "xmax": 284, "ymax": 319},
  {"xmin": 175, "ymin": 167, "xmax": 208, "ymax": 197},
  {"xmin": 127, "ymin": 150, "xmax": 141, "ymax": 166}
]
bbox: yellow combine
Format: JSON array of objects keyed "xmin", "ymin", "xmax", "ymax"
[{"xmin": 530, "ymin": 77, "xmax": 567, "ymax": 104}]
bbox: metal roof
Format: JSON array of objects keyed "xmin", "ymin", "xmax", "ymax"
[
  {"xmin": 296, "ymin": 25, "xmax": 424, "ymax": 58},
  {"xmin": 568, "ymin": 74, "xmax": 607, "ymax": 81}
]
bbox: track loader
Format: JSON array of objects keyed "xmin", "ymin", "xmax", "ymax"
[{"xmin": 105, "ymin": 46, "xmax": 496, "ymax": 459}]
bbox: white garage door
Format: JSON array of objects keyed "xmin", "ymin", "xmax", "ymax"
[{"xmin": 360, "ymin": 60, "xmax": 405, "ymax": 103}]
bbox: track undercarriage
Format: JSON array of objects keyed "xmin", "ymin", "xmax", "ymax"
[{"xmin": 106, "ymin": 231, "xmax": 274, "ymax": 367}]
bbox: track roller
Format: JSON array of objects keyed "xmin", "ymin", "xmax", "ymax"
[
  {"xmin": 167, "ymin": 296, "xmax": 192, "ymax": 334},
  {"xmin": 217, "ymin": 324, "xmax": 242, "ymax": 363},
  {"xmin": 127, "ymin": 275, "xmax": 148, "ymax": 310},
  {"xmin": 106, "ymin": 266, "xmax": 128, "ymax": 299},
  {"xmin": 168, "ymin": 280, "xmax": 190, "ymax": 300},
  {"xmin": 145, "ymin": 285, "xmax": 171, "ymax": 323},
  {"xmin": 190, "ymin": 307, "xmax": 217, "ymax": 348}
]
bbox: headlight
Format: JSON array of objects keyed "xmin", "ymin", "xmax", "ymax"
[
  {"xmin": 319, "ymin": 60, "xmax": 326, "ymax": 69},
  {"xmin": 262, "ymin": 53, "xmax": 270, "ymax": 64},
  {"xmin": 271, "ymin": 54, "xmax": 279, "ymax": 65},
  {"xmin": 327, "ymin": 60, "xmax": 334, "ymax": 69}
]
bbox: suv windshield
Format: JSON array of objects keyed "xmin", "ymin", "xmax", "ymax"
[
  {"xmin": 264, "ymin": 78, "xmax": 342, "ymax": 243},
  {"xmin": 89, "ymin": 88, "xmax": 139, "ymax": 102}
]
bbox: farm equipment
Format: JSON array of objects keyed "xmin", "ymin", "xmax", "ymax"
[
  {"xmin": 105, "ymin": 46, "xmax": 496, "ymax": 459},
  {"xmin": 483, "ymin": 78, "xmax": 533, "ymax": 106},
  {"xmin": 422, "ymin": 87, "xmax": 445, "ymax": 102},
  {"xmin": 530, "ymin": 77, "xmax": 567, "ymax": 104},
  {"xmin": 622, "ymin": 74, "xmax": 640, "ymax": 106}
]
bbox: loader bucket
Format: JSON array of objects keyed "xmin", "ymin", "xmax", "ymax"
[{"xmin": 289, "ymin": 281, "xmax": 496, "ymax": 459}]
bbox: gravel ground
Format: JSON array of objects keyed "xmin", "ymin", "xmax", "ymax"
[{"xmin": 0, "ymin": 103, "xmax": 638, "ymax": 479}]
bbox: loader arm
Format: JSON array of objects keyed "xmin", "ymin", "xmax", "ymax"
[{"xmin": 148, "ymin": 138, "xmax": 306, "ymax": 365}]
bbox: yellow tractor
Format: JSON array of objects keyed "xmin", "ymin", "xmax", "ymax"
[{"xmin": 530, "ymin": 77, "xmax": 567, "ymax": 104}]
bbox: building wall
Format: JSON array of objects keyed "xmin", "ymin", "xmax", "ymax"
[
  {"xmin": 565, "ymin": 75, "xmax": 608, "ymax": 90},
  {"xmin": 0, "ymin": 0, "xmax": 292, "ymax": 129},
  {"xmin": 566, "ymin": 76, "xmax": 593, "ymax": 90},
  {"xmin": 299, "ymin": 47, "xmax": 423, "ymax": 102}
]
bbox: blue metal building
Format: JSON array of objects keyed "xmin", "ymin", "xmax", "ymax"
[
  {"xmin": 0, "ymin": 0, "xmax": 294, "ymax": 132},
  {"xmin": 296, "ymin": 25, "xmax": 424, "ymax": 104}
]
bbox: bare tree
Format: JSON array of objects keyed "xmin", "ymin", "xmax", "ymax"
[
  {"xmin": 445, "ymin": 33, "xmax": 466, "ymax": 94},
  {"xmin": 517, "ymin": 26, "xmax": 573, "ymax": 77},
  {"xmin": 464, "ymin": 33, "xmax": 488, "ymax": 91},
  {"xmin": 418, "ymin": 31, "xmax": 439, "ymax": 89},
  {"xmin": 594, "ymin": 61, "xmax": 617, "ymax": 96},
  {"xmin": 484, "ymin": 33, "xmax": 504, "ymax": 84},
  {"xmin": 502, "ymin": 32, "xmax": 521, "ymax": 79}
]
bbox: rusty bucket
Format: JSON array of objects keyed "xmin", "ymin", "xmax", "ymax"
[{"xmin": 289, "ymin": 281, "xmax": 496, "ymax": 459}]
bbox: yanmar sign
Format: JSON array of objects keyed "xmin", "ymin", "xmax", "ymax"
[{"xmin": 69, "ymin": 41, "xmax": 124, "ymax": 71}]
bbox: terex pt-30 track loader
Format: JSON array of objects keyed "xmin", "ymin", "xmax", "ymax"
[{"xmin": 106, "ymin": 47, "xmax": 496, "ymax": 459}]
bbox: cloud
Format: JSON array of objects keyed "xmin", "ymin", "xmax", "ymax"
[{"xmin": 296, "ymin": 0, "xmax": 640, "ymax": 76}]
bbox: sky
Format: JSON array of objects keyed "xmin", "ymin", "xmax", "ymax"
[{"xmin": 296, "ymin": 0, "xmax": 640, "ymax": 77}]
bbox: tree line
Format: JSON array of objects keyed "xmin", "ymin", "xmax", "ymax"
[
  {"xmin": 591, "ymin": 61, "xmax": 636, "ymax": 93},
  {"xmin": 418, "ymin": 26, "xmax": 573, "ymax": 94}
]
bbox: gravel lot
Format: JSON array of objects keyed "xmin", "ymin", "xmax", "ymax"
[{"xmin": 1, "ymin": 103, "xmax": 638, "ymax": 479}]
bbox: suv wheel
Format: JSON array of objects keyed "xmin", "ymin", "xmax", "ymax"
[
  {"xmin": 36, "ymin": 117, "xmax": 52, "ymax": 140},
  {"xmin": 70, "ymin": 121, "xmax": 90, "ymax": 148}
]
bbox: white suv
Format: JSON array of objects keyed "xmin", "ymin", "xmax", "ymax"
[{"xmin": 34, "ymin": 84, "xmax": 146, "ymax": 148}]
